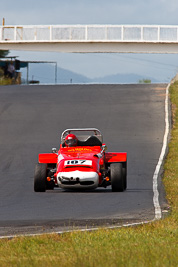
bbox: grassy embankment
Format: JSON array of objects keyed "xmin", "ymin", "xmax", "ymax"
[
  {"xmin": 0, "ymin": 68, "xmax": 12, "ymax": 85},
  {"xmin": 0, "ymin": 78, "xmax": 12, "ymax": 85},
  {"xmin": 0, "ymin": 68, "xmax": 20, "ymax": 85},
  {"xmin": 0, "ymin": 82, "xmax": 177, "ymax": 267}
]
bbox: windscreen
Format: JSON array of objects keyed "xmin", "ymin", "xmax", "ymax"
[{"xmin": 61, "ymin": 129, "xmax": 103, "ymax": 144}]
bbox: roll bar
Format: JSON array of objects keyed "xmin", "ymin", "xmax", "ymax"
[{"xmin": 61, "ymin": 128, "xmax": 103, "ymax": 143}]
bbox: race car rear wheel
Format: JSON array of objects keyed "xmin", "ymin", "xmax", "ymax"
[
  {"xmin": 34, "ymin": 163, "xmax": 47, "ymax": 192},
  {"xmin": 122, "ymin": 162, "xmax": 127, "ymax": 190},
  {"xmin": 110, "ymin": 163, "xmax": 124, "ymax": 192}
]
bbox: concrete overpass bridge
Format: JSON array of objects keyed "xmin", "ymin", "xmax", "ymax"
[{"xmin": 0, "ymin": 24, "xmax": 178, "ymax": 53}]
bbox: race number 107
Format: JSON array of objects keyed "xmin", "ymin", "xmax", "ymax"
[{"xmin": 64, "ymin": 160, "xmax": 92, "ymax": 166}]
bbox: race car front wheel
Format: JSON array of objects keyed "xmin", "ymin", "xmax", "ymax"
[
  {"xmin": 110, "ymin": 163, "xmax": 124, "ymax": 192},
  {"xmin": 34, "ymin": 163, "xmax": 47, "ymax": 192}
]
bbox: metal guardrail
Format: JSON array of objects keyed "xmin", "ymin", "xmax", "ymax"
[{"xmin": 0, "ymin": 25, "xmax": 178, "ymax": 43}]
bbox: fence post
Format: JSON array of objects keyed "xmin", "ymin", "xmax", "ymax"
[
  {"xmin": 121, "ymin": 25, "xmax": 124, "ymax": 41},
  {"xmin": 85, "ymin": 25, "xmax": 88, "ymax": 41},
  {"xmin": 141, "ymin": 26, "xmax": 143, "ymax": 41},
  {"xmin": 158, "ymin": 26, "xmax": 160, "ymax": 41},
  {"xmin": 14, "ymin": 26, "xmax": 17, "ymax": 41},
  {"xmin": 50, "ymin": 25, "xmax": 52, "ymax": 41}
]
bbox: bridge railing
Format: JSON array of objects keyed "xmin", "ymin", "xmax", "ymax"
[{"xmin": 0, "ymin": 25, "xmax": 178, "ymax": 42}]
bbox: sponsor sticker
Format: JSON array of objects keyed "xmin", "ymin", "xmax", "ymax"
[{"xmin": 68, "ymin": 147, "xmax": 92, "ymax": 152}]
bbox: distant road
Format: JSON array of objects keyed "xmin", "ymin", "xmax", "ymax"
[{"xmin": 0, "ymin": 84, "xmax": 168, "ymax": 236}]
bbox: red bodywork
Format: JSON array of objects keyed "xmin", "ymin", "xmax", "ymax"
[{"xmin": 39, "ymin": 144, "xmax": 127, "ymax": 186}]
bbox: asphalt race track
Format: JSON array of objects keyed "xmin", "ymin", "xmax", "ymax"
[{"xmin": 0, "ymin": 84, "xmax": 168, "ymax": 236}]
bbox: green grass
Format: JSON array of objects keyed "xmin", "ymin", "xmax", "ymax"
[
  {"xmin": 163, "ymin": 81, "xmax": 178, "ymax": 217},
  {"xmin": 0, "ymin": 82, "xmax": 178, "ymax": 267},
  {"xmin": 0, "ymin": 222, "xmax": 177, "ymax": 267},
  {"xmin": 0, "ymin": 77, "xmax": 12, "ymax": 85}
]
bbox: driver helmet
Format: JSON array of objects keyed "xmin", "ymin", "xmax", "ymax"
[{"xmin": 65, "ymin": 134, "xmax": 78, "ymax": 147}]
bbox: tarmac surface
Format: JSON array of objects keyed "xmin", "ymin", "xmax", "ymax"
[{"xmin": 0, "ymin": 84, "xmax": 169, "ymax": 236}]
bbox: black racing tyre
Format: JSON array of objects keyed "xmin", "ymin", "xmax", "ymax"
[
  {"xmin": 122, "ymin": 162, "xmax": 127, "ymax": 190},
  {"xmin": 34, "ymin": 163, "xmax": 47, "ymax": 192},
  {"xmin": 110, "ymin": 163, "xmax": 124, "ymax": 192}
]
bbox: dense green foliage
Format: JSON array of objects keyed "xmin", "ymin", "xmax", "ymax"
[{"xmin": 139, "ymin": 79, "xmax": 151, "ymax": 84}]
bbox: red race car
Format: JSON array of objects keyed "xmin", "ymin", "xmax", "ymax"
[{"xmin": 34, "ymin": 128, "xmax": 127, "ymax": 192}]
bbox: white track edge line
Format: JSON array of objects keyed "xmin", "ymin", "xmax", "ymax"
[
  {"xmin": 153, "ymin": 83, "xmax": 170, "ymax": 220},
  {"xmin": 0, "ymin": 219, "xmax": 156, "ymax": 239},
  {"xmin": 0, "ymin": 84, "xmax": 170, "ymax": 239}
]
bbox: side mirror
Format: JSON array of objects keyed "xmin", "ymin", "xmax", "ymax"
[
  {"xmin": 102, "ymin": 144, "xmax": 107, "ymax": 151},
  {"xmin": 52, "ymin": 148, "xmax": 57, "ymax": 153}
]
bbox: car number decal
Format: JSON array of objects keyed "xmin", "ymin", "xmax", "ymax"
[{"xmin": 64, "ymin": 160, "xmax": 92, "ymax": 166}]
